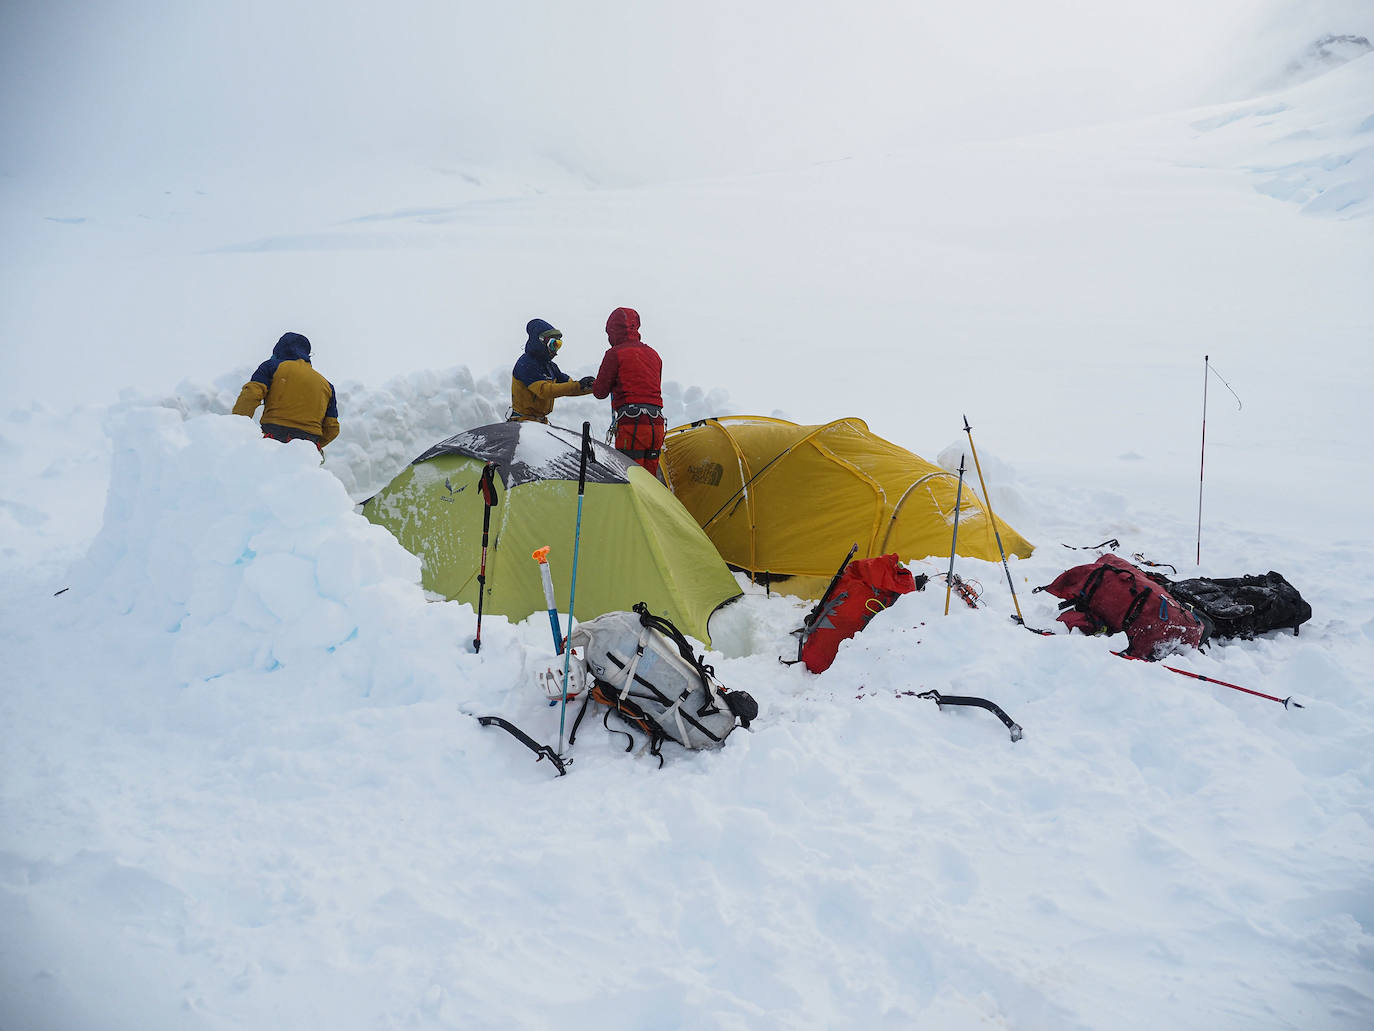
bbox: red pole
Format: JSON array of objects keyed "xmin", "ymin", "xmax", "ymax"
[{"xmin": 1160, "ymin": 664, "xmax": 1302, "ymax": 709}]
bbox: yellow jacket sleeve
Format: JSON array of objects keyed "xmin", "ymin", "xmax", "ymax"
[
  {"xmin": 320, "ymin": 417, "xmax": 340, "ymax": 447},
  {"xmin": 232, "ymin": 381, "xmax": 267, "ymax": 417},
  {"xmin": 528, "ymin": 379, "xmax": 584, "ymax": 402}
]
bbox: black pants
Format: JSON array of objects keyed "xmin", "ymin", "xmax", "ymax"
[{"xmin": 261, "ymin": 423, "xmax": 321, "ymax": 445}]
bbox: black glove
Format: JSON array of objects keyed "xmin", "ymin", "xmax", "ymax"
[{"xmin": 578, "ymin": 376, "xmax": 596, "ymax": 390}]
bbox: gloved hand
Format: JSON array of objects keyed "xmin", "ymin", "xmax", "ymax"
[{"xmin": 579, "ymin": 376, "xmax": 596, "ymax": 390}]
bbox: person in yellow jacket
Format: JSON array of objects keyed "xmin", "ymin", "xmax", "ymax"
[
  {"xmin": 232, "ymin": 332, "xmax": 340, "ymax": 448},
  {"xmin": 509, "ymin": 318, "xmax": 594, "ymax": 423}
]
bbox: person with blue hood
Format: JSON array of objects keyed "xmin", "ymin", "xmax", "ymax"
[
  {"xmin": 232, "ymin": 332, "xmax": 340, "ymax": 448},
  {"xmin": 509, "ymin": 317, "xmax": 595, "ymax": 423}
]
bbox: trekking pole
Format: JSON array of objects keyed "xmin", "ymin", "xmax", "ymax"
[
  {"xmin": 944, "ymin": 454, "xmax": 967, "ymax": 616},
  {"xmin": 473, "ymin": 462, "xmax": 500, "ymax": 652},
  {"xmin": 1161, "ymin": 664, "xmax": 1303, "ymax": 709},
  {"xmin": 531, "ymin": 546, "xmax": 563, "ymax": 653},
  {"xmin": 962, "ymin": 415, "xmax": 1025, "ymax": 624},
  {"xmin": 557, "ymin": 423, "xmax": 592, "ymax": 756}
]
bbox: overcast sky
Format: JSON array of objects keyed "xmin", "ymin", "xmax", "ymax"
[{"xmin": 3, "ymin": 1, "xmax": 1369, "ymax": 190}]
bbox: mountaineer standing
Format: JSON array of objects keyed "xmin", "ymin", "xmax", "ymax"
[
  {"xmin": 509, "ymin": 318, "xmax": 595, "ymax": 423},
  {"xmin": 592, "ymin": 306, "xmax": 665, "ymax": 476}
]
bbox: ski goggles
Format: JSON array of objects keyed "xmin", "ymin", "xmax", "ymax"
[{"xmin": 540, "ymin": 329, "xmax": 563, "ymax": 352}]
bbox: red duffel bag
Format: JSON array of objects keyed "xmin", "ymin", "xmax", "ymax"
[
  {"xmin": 1037, "ymin": 553, "xmax": 1205, "ymax": 660},
  {"xmin": 797, "ymin": 553, "xmax": 918, "ymax": 673}
]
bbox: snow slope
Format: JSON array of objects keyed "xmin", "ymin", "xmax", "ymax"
[{"xmin": 3, "ymin": 40, "xmax": 1374, "ymax": 1031}]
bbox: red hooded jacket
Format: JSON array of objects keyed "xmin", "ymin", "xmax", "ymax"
[{"xmin": 593, "ymin": 307, "xmax": 663, "ymax": 409}]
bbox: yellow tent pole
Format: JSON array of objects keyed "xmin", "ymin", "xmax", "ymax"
[{"xmin": 962, "ymin": 415, "xmax": 1025, "ymax": 624}]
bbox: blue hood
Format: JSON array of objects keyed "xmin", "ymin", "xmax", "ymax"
[
  {"xmin": 273, "ymin": 332, "xmax": 311, "ymax": 362},
  {"xmin": 523, "ymin": 318, "xmax": 560, "ymax": 363},
  {"xmin": 513, "ymin": 318, "xmax": 568, "ymax": 386}
]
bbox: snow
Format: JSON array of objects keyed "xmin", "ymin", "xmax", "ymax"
[{"xmin": 3, "ymin": 8, "xmax": 1374, "ymax": 1030}]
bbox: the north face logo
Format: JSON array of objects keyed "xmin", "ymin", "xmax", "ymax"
[{"xmin": 689, "ymin": 460, "xmax": 723, "ymax": 486}]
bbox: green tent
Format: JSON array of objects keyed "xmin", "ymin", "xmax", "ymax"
[{"xmin": 362, "ymin": 422, "xmax": 741, "ymax": 645}]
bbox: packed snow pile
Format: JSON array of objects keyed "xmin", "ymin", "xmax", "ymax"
[{"xmin": 142, "ymin": 366, "xmax": 732, "ymax": 502}]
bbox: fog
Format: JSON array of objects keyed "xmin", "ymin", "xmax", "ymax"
[{"xmin": 4, "ymin": 0, "xmax": 1369, "ymax": 190}]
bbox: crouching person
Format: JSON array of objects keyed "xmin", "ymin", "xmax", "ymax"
[{"xmin": 232, "ymin": 331, "xmax": 340, "ymax": 449}]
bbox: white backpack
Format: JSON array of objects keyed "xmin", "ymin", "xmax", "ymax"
[{"xmin": 564, "ymin": 603, "xmax": 757, "ymax": 764}]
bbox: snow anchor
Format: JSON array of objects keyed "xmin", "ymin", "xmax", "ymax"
[
  {"xmin": 531, "ymin": 546, "xmax": 564, "ymax": 654},
  {"xmin": 916, "ymin": 689, "xmax": 1023, "ymax": 742},
  {"xmin": 476, "ymin": 716, "xmax": 569, "ymax": 776}
]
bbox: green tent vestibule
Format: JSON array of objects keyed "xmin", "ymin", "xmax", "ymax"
[{"xmin": 362, "ymin": 422, "xmax": 742, "ymax": 646}]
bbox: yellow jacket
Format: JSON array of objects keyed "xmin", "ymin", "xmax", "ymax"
[
  {"xmin": 232, "ymin": 333, "xmax": 340, "ymax": 446},
  {"xmin": 509, "ymin": 375, "xmax": 588, "ymax": 422}
]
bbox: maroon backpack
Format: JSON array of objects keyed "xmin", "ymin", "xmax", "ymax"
[{"xmin": 1037, "ymin": 554, "xmax": 1205, "ymax": 660}]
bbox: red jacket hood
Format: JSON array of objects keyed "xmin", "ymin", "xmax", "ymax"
[{"xmin": 605, "ymin": 307, "xmax": 642, "ymax": 347}]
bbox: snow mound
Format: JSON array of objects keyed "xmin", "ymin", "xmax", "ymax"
[
  {"xmin": 63, "ymin": 405, "xmax": 492, "ymax": 715},
  {"xmin": 143, "ymin": 366, "xmax": 732, "ymax": 502}
]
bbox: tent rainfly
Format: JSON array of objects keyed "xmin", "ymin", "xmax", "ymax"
[
  {"xmin": 661, "ymin": 416, "xmax": 1034, "ymax": 584},
  {"xmin": 363, "ymin": 422, "xmax": 741, "ymax": 646}
]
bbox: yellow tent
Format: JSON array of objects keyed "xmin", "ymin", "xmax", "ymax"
[{"xmin": 661, "ymin": 416, "xmax": 1033, "ymax": 584}]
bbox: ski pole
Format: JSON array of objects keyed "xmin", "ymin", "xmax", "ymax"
[
  {"xmin": 557, "ymin": 423, "xmax": 592, "ymax": 757},
  {"xmin": 944, "ymin": 454, "xmax": 967, "ymax": 616},
  {"xmin": 1161, "ymin": 664, "xmax": 1303, "ymax": 709},
  {"xmin": 473, "ymin": 461, "xmax": 499, "ymax": 652},
  {"xmin": 531, "ymin": 546, "xmax": 563, "ymax": 653},
  {"xmin": 962, "ymin": 415, "xmax": 1025, "ymax": 625}
]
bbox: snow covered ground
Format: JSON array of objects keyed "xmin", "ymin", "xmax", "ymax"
[{"xmin": 3, "ymin": 8, "xmax": 1374, "ymax": 1029}]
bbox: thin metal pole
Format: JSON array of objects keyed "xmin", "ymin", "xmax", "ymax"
[
  {"xmin": 1196, "ymin": 355, "xmax": 1209, "ymax": 566},
  {"xmin": 962, "ymin": 415, "xmax": 1025, "ymax": 623},
  {"xmin": 557, "ymin": 423, "xmax": 592, "ymax": 757},
  {"xmin": 944, "ymin": 454, "xmax": 967, "ymax": 616}
]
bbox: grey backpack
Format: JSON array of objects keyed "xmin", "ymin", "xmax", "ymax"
[{"xmin": 566, "ymin": 603, "xmax": 758, "ymax": 764}]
